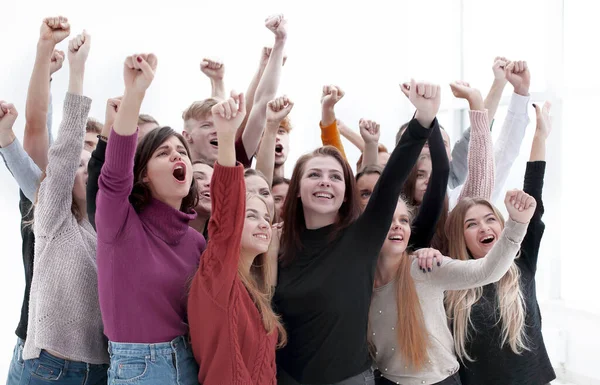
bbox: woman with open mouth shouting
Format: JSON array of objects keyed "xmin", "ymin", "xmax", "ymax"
[
  {"xmin": 273, "ymin": 80, "xmax": 440, "ymax": 385},
  {"xmin": 95, "ymin": 53, "xmax": 206, "ymax": 385}
]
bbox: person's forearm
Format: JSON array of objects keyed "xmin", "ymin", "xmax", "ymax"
[
  {"xmin": 113, "ymin": 91, "xmax": 144, "ymax": 136},
  {"xmin": 484, "ymin": 79, "xmax": 507, "ymax": 122},
  {"xmin": 0, "ymin": 129, "xmax": 16, "ymax": 148},
  {"xmin": 321, "ymin": 105, "xmax": 336, "ymax": 128},
  {"xmin": 68, "ymin": 68, "xmax": 85, "ymax": 96},
  {"xmin": 217, "ymin": 131, "xmax": 236, "ymax": 167},
  {"xmin": 361, "ymin": 141, "xmax": 379, "ymax": 169},
  {"xmin": 337, "ymin": 120, "xmax": 365, "ymax": 151},
  {"xmin": 255, "ymin": 122, "xmax": 278, "ymax": 187},
  {"xmin": 211, "ymin": 78, "xmax": 226, "ymax": 100},
  {"xmin": 0, "ymin": 137, "xmax": 43, "ymax": 202},
  {"xmin": 24, "ymin": 41, "xmax": 54, "ymax": 171},
  {"xmin": 529, "ymin": 134, "xmax": 546, "ymax": 162},
  {"xmin": 237, "ymin": 63, "xmax": 266, "ymax": 140}
]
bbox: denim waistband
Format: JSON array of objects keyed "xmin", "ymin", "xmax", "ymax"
[
  {"xmin": 38, "ymin": 350, "xmax": 107, "ymax": 370},
  {"xmin": 108, "ymin": 335, "xmax": 191, "ymax": 358}
]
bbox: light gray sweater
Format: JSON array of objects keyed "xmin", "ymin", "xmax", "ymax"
[
  {"xmin": 23, "ymin": 93, "xmax": 108, "ymax": 364},
  {"xmin": 369, "ymin": 219, "xmax": 527, "ymax": 385}
]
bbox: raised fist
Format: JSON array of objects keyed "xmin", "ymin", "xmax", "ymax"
[
  {"xmin": 266, "ymin": 95, "xmax": 294, "ymax": 125},
  {"xmin": 401, "ymin": 79, "xmax": 441, "ymax": 127},
  {"xmin": 505, "ymin": 60, "xmax": 530, "ymax": 96},
  {"xmin": 492, "ymin": 56, "xmax": 509, "ymax": 81},
  {"xmin": 265, "ymin": 14, "xmax": 287, "ymax": 40},
  {"xmin": 49, "ymin": 49, "xmax": 65, "ymax": 75},
  {"xmin": 449, "ymin": 81, "xmax": 483, "ymax": 110},
  {"xmin": 104, "ymin": 96, "xmax": 122, "ymax": 130},
  {"xmin": 67, "ymin": 31, "xmax": 91, "ymax": 70},
  {"xmin": 123, "ymin": 53, "xmax": 158, "ymax": 93},
  {"xmin": 533, "ymin": 101, "xmax": 552, "ymax": 139},
  {"xmin": 321, "ymin": 85, "xmax": 345, "ymax": 109},
  {"xmin": 212, "ymin": 90, "xmax": 246, "ymax": 136},
  {"xmin": 359, "ymin": 118, "xmax": 380, "ymax": 144},
  {"xmin": 504, "ymin": 189, "xmax": 536, "ymax": 224},
  {"xmin": 200, "ymin": 58, "xmax": 225, "ymax": 81},
  {"xmin": 40, "ymin": 16, "xmax": 70, "ymax": 45},
  {"xmin": 0, "ymin": 101, "xmax": 18, "ymax": 133}
]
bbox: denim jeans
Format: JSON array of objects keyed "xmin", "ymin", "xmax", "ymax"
[
  {"xmin": 19, "ymin": 349, "xmax": 108, "ymax": 385},
  {"xmin": 107, "ymin": 336, "xmax": 198, "ymax": 385},
  {"xmin": 5, "ymin": 337, "xmax": 24, "ymax": 385},
  {"xmin": 278, "ymin": 368, "xmax": 375, "ymax": 385}
]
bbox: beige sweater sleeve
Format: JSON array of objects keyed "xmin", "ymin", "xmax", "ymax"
[{"xmin": 412, "ymin": 219, "xmax": 528, "ymax": 291}]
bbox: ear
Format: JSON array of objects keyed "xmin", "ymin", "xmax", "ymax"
[
  {"xmin": 142, "ymin": 171, "xmax": 149, "ymax": 184},
  {"xmin": 182, "ymin": 130, "xmax": 193, "ymax": 144}
]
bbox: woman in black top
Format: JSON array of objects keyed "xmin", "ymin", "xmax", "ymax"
[
  {"xmin": 444, "ymin": 102, "xmax": 555, "ymax": 385},
  {"xmin": 274, "ymin": 81, "xmax": 440, "ymax": 385}
]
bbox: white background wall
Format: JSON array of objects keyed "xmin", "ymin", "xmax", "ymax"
[{"xmin": 0, "ymin": 0, "xmax": 598, "ymax": 383}]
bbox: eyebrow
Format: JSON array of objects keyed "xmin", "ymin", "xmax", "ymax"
[
  {"xmin": 307, "ymin": 168, "xmax": 343, "ymax": 174},
  {"xmin": 157, "ymin": 144, "xmax": 186, "ymax": 152},
  {"xmin": 464, "ymin": 213, "xmax": 495, "ymax": 224},
  {"xmin": 193, "ymin": 171, "xmax": 206, "ymax": 177}
]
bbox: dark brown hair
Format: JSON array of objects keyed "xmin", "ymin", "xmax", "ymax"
[
  {"xmin": 272, "ymin": 176, "xmax": 290, "ymax": 188},
  {"xmin": 280, "ymin": 146, "xmax": 361, "ymax": 265},
  {"xmin": 130, "ymin": 126, "xmax": 199, "ymax": 213},
  {"xmin": 355, "ymin": 164, "xmax": 383, "ymax": 183}
]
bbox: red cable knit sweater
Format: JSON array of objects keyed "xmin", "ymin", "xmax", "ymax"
[{"xmin": 188, "ymin": 163, "xmax": 278, "ymax": 385}]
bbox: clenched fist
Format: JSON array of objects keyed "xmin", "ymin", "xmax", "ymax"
[
  {"xmin": 0, "ymin": 102, "xmax": 18, "ymax": 133},
  {"xmin": 504, "ymin": 189, "xmax": 536, "ymax": 224},
  {"xmin": 449, "ymin": 81, "xmax": 484, "ymax": 111},
  {"xmin": 123, "ymin": 53, "xmax": 158, "ymax": 93},
  {"xmin": 200, "ymin": 58, "xmax": 225, "ymax": 81},
  {"xmin": 40, "ymin": 16, "xmax": 70, "ymax": 45},
  {"xmin": 49, "ymin": 49, "xmax": 65, "ymax": 75},
  {"xmin": 359, "ymin": 119, "xmax": 380, "ymax": 144},
  {"xmin": 401, "ymin": 79, "xmax": 441, "ymax": 128},
  {"xmin": 505, "ymin": 60, "xmax": 530, "ymax": 96},
  {"xmin": 265, "ymin": 14, "xmax": 287, "ymax": 41},
  {"xmin": 266, "ymin": 95, "xmax": 294, "ymax": 125},
  {"xmin": 68, "ymin": 31, "xmax": 91, "ymax": 70},
  {"xmin": 492, "ymin": 56, "xmax": 509, "ymax": 82},
  {"xmin": 212, "ymin": 91, "xmax": 246, "ymax": 136},
  {"xmin": 321, "ymin": 85, "xmax": 345, "ymax": 109}
]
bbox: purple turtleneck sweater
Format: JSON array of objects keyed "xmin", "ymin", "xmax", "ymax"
[{"xmin": 96, "ymin": 128, "xmax": 206, "ymax": 343}]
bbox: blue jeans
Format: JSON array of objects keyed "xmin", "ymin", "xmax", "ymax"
[
  {"xmin": 5, "ymin": 337, "xmax": 24, "ymax": 385},
  {"xmin": 19, "ymin": 350, "xmax": 108, "ymax": 385},
  {"xmin": 107, "ymin": 336, "xmax": 198, "ymax": 385}
]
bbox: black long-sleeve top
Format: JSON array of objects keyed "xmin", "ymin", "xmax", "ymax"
[
  {"xmin": 15, "ymin": 191, "xmax": 35, "ymax": 340},
  {"xmin": 274, "ymin": 117, "xmax": 435, "ymax": 384},
  {"xmin": 86, "ymin": 138, "xmax": 106, "ymax": 230},
  {"xmin": 459, "ymin": 161, "xmax": 556, "ymax": 385}
]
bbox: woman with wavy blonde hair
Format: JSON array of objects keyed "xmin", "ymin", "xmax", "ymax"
[{"xmin": 444, "ymin": 102, "xmax": 556, "ymax": 385}]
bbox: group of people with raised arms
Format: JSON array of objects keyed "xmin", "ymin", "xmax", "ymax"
[{"xmin": 0, "ymin": 13, "xmax": 555, "ymax": 385}]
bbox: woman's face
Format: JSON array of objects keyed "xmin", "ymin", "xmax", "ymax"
[
  {"xmin": 299, "ymin": 155, "xmax": 346, "ymax": 221},
  {"xmin": 245, "ymin": 175, "xmax": 275, "ymax": 213},
  {"xmin": 413, "ymin": 156, "xmax": 432, "ymax": 205},
  {"xmin": 144, "ymin": 135, "xmax": 193, "ymax": 209},
  {"xmin": 193, "ymin": 163, "xmax": 214, "ymax": 215},
  {"xmin": 463, "ymin": 204, "xmax": 503, "ymax": 259},
  {"xmin": 73, "ymin": 150, "xmax": 91, "ymax": 203},
  {"xmin": 272, "ymin": 182, "xmax": 289, "ymax": 219},
  {"xmin": 380, "ymin": 199, "xmax": 412, "ymax": 256},
  {"xmin": 240, "ymin": 196, "xmax": 272, "ymax": 257},
  {"xmin": 356, "ymin": 173, "xmax": 380, "ymax": 212}
]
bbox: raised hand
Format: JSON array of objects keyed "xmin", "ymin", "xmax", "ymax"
[
  {"xmin": 104, "ymin": 97, "xmax": 122, "ymax": 131},
  {"xmin": 504, "ymin": 189, "xmax": 536, "ymax": 224},
  {"xmin": 266, "ymin": 95, "xmax": 294, "ymax": 125},
  {"xmin": 492, "ymin": 56, "xmax": 509, "ymax": 82},
  {"xmin": 359, "ymin": 119, "xmax": 380, "ymax": 144},
  {"xmin": 505, "ymin": 60, "xmax": 530, "ymax": 96},
  {"xmin": 212, "ymin": 90, "xmax": 246, "ymax": 136},
  {"xmin": 321, "ymin": 85, "xmax": 345, "ymax": 109},
  {"xmin": 40, "ymin": 16, "xmax": 70, "ymax": 45},
  {"xmin": 414, "ymin": 247, "xmax": 444, "ymax": 273},
  {"xmin": 0, "ymin": 101, "xmax": 18, "ymax": 132},
  {"xmin": 533, "ymin": 101, "xmax": 552, "ymax": 139},
  {"xmin": 401, "ymin": 79, "xmax": 441, "ymax": 128},
  {"xmin": 265, "ymin": 14, "xmax": 287, "ymax": 41},
  {"xmin": 68, "ymin": 31, "xmax": 91, "ymax": 70},
  {"xmin": 49, "ymin": 49, "xmax": 65, "ymax": 75},
  {"xmin": 123, "ymin": 53, "xmax": 158, "ymax": 93},
  {"xmin": 449, "ymin": 81, "xmax": 484, "ymax": 111},
  {"xmin": 200, "ymin": 58, "xmax": 225, "ymax": 80}
]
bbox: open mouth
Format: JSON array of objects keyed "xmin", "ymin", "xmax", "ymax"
[
  {"xmin": 173, "ymin": 163, "xmax": 186, "ymax": 182},
  {"xmin": 275, "ymin": 144, "xmax": 283, "ymax": 156},
  {"xmin": 479, "ymin": 234, "xmax": 495, "ymax": 244},
  {"xmin": 200, "ymin": 190, "xmax": 210, "ymax": 199},
  {"xmin": 388, "ymin": 234, "xmax": 404, "ymax": 242},
  {"xmin": 313, "ymin": 192, "xmax": 333, "ymax": 199},
  {"xmin": 253, "ymin": 233, "xmax": 269, "ymax": 241},
  {"xmin": 209, "ymin": 139, "xmax": 218, "ymax": 148}
]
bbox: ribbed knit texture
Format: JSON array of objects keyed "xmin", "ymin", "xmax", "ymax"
[
  {"xmin": 370, "ymin": 219, "xmax": 527, "ymax": 385},
  {"xmin": 23, "ymin": 93, "xmax": 108, "ymax": 364},
  {"xmin": 96, "ymin": 128, "xmax": 206, "ymax": 343},
  {"xmin": 188, "ymin": 163, "xmax": 278, "ymax": 385},
  {"xmin": 458, "ymin": 110, "xmax": 494, "ymax": 202},
  {"xmin": 319, "ymin": 120, "xmax": 348, "ymax": 161}
]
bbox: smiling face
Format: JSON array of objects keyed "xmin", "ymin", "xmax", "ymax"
[
  {"xmin": 299, "ymin": 155, "xmax": 346, "ymax": 225},
  {"xmin": 463, "ymin": 204, "xmax": 503, "ymax": 259},
  {"xmin": 380, "ymin": 199, "xmax": 412, "ymax": 256},
  {"xmin": 143, "ymin": 135, "xmax": 193, "ymax": 208},
  {"xmin": 193, "ymin": 162, "xmax": 213, "ymax": 215},
  {"xmin": 241, "ymin": 196, "xmax": 273, "ymax": 257}
]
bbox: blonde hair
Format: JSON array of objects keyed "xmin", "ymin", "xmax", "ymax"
[
  {"xmin": 138, "ymin": 114, "xmax": 159, "ymax": 126},
  {"xmin": 444, "ymin": 198, "xmax": 528, "ymax": 362},
  {"xmin": 182, "ymin": 98, "xmax": 218, "ymax": 126},
  {"xmin": 86, "ymin": 118, "xmax": 103, "ymax": 134},
  {"xmin": 240, "ymin": 193, "xmax": 287, "ymax": 348}
]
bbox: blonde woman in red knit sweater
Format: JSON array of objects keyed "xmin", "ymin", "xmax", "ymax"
[{"xmin": 188, "ymin": 91, "xmax": 286, "ymax": 385}]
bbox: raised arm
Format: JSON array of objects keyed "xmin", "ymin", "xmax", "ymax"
[
  {"xmin": 358, "ymin": 119, "xmax": 380, "ymax": 169},
  {"xmin": 415, "ymin": 190, "xmax": 534, "ymax": 290},
  {"xmin": 337, "ymin": 119, "xmax": 366, "ymax": 152},
  {"xmin": 450, "ymin": 81, "xmax": 494, "ymax": 204},
  {"xmin": 24, "ymin": 16, "xmax": 70, "ymax": 171},
  {"xmin": 485, "ymin": 56, "xmax": 510, "ymax": 122},
  {"xmin": 518, "ymin": 101, "xmax": 551, "ymax": 273},
  {"xmin": 242, "ymin": 15, "xmax": 287, "ymax": 159},
  {"xmin": 409, "ymin": 123, "xmax": 450, "ymax": 250},
  {"xmin": 96, "ymin": 53, "xmax": 157, "ymax": 241},
  {"xmin": 35, "ymin": 31, "xmax": 91, "ymax": 236},
  {"xmin": 491, "ymin": 60, "xmax": 531, "ymax": 203},
  {"xmin": 255, "ymin": 96, "xmax": 294, "ymax": 187},
  {"xmin": 86, "ymin": 97, "xmax": 121, "ymax": 229},
  {"xmin": 200, "ymin": 58, "xmax": 225, "ymax": 100},
  {"xmin": 319, "ymin": 85, "xmax": 347, "ymax": 160},
  {"xmin": 199, "ymin": 92, "xmax": 247, "ymax": 304}
]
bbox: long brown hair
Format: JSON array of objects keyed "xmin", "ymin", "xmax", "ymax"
[
  {"xmin": 241, "ymin": 193, "xmax": 287, "ymax": 347},
  {"xmin": 444, "ymin": 198, "xmax": 528, "ymax": 361},
  {"xmin": 402, "ymin": 155, "xmax": 449, "ymax": 254},
  {"xmin": 130, "ymin": 126, "xmax": 199, "ymax": 213},
  {"xmin": 280, "ymin": 146, "xmax": 361, "ymax": 265}
]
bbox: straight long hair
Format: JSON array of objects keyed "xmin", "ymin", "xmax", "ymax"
[{"xmin": 444, "ymin": 198, "xmax": 528, "ymax": 362}]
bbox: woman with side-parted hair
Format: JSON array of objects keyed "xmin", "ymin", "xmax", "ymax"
[
  {"xmin": 96, "ymin": 53, "xmax": 205, "ymax": 385},
  {"xmin": 444, "ymin": 102, "xmax": 556, "ymax": 385},
  {"xmin": 274, "ymin": 81, "xmax": 440, "ymax": 385}
]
